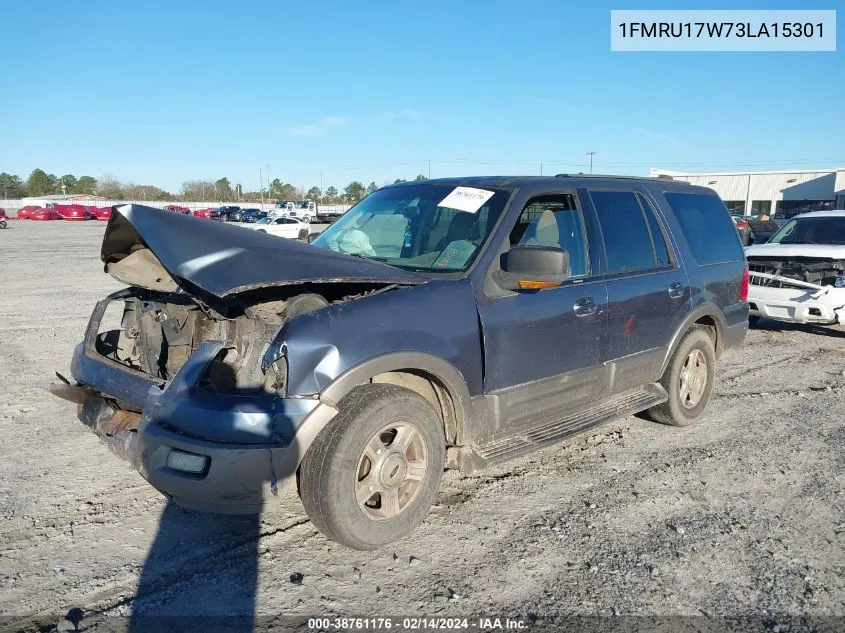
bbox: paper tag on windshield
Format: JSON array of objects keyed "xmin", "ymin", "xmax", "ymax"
[{"xmin": 437, "ymin": 187, "xmax": 495, "ymax": 213}]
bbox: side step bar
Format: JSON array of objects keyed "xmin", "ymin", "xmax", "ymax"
[{"xmin": 459, "ymin": 383, "xmax": 667, "ymax": 473}]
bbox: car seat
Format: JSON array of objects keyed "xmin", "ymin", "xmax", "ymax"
[{"xmin": 436, "ymin": 212, "xmax": 478, "ymax": 251}]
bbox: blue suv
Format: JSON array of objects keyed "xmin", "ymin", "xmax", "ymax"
[{"xmin": 65, "ymin": 175, "xmax": 749, "ymax": 549}]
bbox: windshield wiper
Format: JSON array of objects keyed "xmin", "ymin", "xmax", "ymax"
[{"xmin": 344, "ymin": 252, "xmax": 390, "ymax": 262}]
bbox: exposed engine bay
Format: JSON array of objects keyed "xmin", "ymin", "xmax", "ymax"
[{"xmin": 93, "ymin": 283, "xmax": 396, "ymax": 405}]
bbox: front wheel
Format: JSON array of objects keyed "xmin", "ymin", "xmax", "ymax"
[
  {"xmin": 0, "ymin": 220, "xmax": 6, "ymax": 229},
  {"xmin": 299, "ymin": 383, "xmax": 445, "ymax": 550},
  {"xmin": 647, "ymin": 327, "xmax": 716, "ymax": 427}
]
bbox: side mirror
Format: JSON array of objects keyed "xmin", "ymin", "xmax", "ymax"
[
  {"xmin": 498, "ymin": 246, "xmax": 569, "ymax": 290},
  {"xmin": 307, "ymin": 232, "xmax": 319, "ymax": 243}
]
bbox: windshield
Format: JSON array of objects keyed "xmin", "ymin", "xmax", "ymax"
[
  {"xmin": 769, "ymin": 216, "xmax": 845, "ymax": 245},
  {"xmin": 297, "ymin": 201, "xmax": 310, "ymax": 208},
  {"xmin": 256, "ymin": 218, "xmax": 272, "ymax": 225},
  {"xmin": 311, "ymin": 183, "xmax": 510, "ymax": 271}
]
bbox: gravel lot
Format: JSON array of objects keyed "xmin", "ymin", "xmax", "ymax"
[{"xmin": 1, "ymin": 220, "xmax": 844, "ymax": 632}]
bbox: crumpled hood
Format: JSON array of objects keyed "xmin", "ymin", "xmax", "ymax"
[
  {"xmin": 101, "ymin": 204, "xmax": 425, "ymax": 298},
  {"xmin": 745, "ymin": 243, "xmax": 845, "ymax": 259}
]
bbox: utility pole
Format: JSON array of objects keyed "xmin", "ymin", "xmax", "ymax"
[
  {"xmin": 267, "ymin": 164, "xmax": 271, "ymax": 200},
  {"xmin": 259, "ymin": 168, "xmax": 264, "ymax": 209},
  {"xmin": 428, "ymin": 158, "xmax": 431, "ymax": 179},
  {"xmin": 586, "ymin": 151, "xmax": 597, "ymax": 174},
  {"xmin": 540, "ymin": 162, "xmax": 543, "ymax": 176}
]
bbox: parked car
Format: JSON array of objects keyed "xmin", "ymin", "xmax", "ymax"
[
  {"xmin": 231, "ymin": 207, "xmax": 260, "ymax": 222},
  {"xmin": 242, "ymin": 210, "xmax": 268, "ymax": 224},
  {"xmin": 216, "ymin": 206, "xmax": 241, "ymax": 221},
  {"xmin": 207, "ymin": 208, "xmax": 226, "ymax": 221},
  {"xmin": 249, "ymin": 216, "xmax": 310, "ymax": 239},
  {"xmin": 731, "ymin": 215, "xmax": 751, "ymax": 245},
  {"xmin": 164, "ymin": 204, "xmax": 191, "ymax": 214},
  {"xmin": 63, "ymin": 177, "xmax": 747, "ymax": 549},
  {"xmin": 0, "ymin": 208, "xmax": 8, "ymax": 229},
  {"xmin": 17, "ymin": 205, "xmax": 40, "ymax": 219},
  {"xmin": 30, "ymin": 208, "xmax": 61, "ymax": 221},
  {"xmin": 192, "ymin": 208, "xmax": 214, "ymax": 220},
  {"xmin": 55, "ymin": 204, "xmax": 93, "ymax": 221},
  {"xmin": 93, "ymin": 207, "xmax": 113, "ymax": 221},
  {"xmin": 746, "ymin": 211, "xmax": 845, "ymax": 327}
]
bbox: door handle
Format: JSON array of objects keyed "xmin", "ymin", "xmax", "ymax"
[
  {"xmin": 668, "ymin": 282, "xmax": 686, "ymax": 299},
  {"xmin": 574, "ymin": 297, "xmax": 598, "ymax": 317}
]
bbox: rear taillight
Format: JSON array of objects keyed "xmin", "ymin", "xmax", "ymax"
[
  {"xmin": 736, "ymin": 221, "xmax": 749, "ymax": 229},
  {"xmin": 740, "ymin": 264, "xmax": 749, "ymax": 302}
]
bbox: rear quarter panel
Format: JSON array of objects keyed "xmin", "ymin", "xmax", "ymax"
[{"xmin": 645, "ymin": 183, "xmax": 749, "ymax": 348}]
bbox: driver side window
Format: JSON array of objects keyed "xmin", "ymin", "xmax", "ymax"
[{"xmin": 509, "ymin": 195, "xmax": 590, "ymax": 278}]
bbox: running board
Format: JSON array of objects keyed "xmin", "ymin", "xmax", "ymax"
[{"xmin": 459, "ymin": 383, "xmax": 667, "ymax": 473}]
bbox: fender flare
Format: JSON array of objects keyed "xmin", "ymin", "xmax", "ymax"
[
  {"xmin": 660, "ymin": 303, "xmax": 727, "ymax": 375},
  {"xmin": 282, "ymin": 352, "xmax": 473, "ymax": 472}
]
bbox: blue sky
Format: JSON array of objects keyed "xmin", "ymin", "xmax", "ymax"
[{"xmin": 2, "ymin": 0, "xmax": 842, "ymax": 193}]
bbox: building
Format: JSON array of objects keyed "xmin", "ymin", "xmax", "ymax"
[{"xmin": 649, "ymin": 167, "xmax": 845, "ymax": 218}]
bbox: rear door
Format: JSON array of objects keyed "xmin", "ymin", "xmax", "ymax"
[{"xmin": 583, "ymin": 187, "xmax": 690, "ymax": 392}]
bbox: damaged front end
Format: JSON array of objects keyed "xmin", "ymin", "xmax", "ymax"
[
  {"xmin": 63, "ymin": 204, "xmax": 424, "ymax": 512},
  {"xmin": 746, "ymin": 256, "xmax": 845, "ymax": 325}
]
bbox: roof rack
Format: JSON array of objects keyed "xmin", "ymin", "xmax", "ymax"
[{"xmin": 554, "ymin": 173, "xmax": 674, "ymax": 181}]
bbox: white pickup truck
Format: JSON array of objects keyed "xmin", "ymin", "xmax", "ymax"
[{"xmin": 271, "ymin": 200, "xmax": 317, "ymax": 223}]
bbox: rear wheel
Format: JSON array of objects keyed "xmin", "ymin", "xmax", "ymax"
[
  {"xmin": 647, "ymin": 327, "xmax": 716, "ymax": 427},
  {"xmin": 0, "ymin": 220, "xmax": 6, "ymax": 229},
  {"xmin": 299, "ymin": 383, "xmax": 445, "ymax": 550}
]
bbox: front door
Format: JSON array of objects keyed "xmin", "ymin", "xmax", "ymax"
[{"xmin": 476, "ymin": 193, "xmax": 608, "ymax": 434}]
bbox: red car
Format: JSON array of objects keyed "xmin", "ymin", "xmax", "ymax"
[
  {"xmin": 17, "ymin": 205, "xmax": 40, "ymax": 219},
  {"xmin": 192, "ymin": 207, "xmax": 213, "ymax": 220},
  {"xmin": 164, "ymin": 204, "xmax": 191, "ymax": 214},
  {"xmin": 55, "ymin": 204, "xmax": 93, "ymax": 221},
  {"xmin": 0, "ymin": 208, "xmax": 8, "ymax": 229},
  {"xmin": 30, "ymin": 208, "xmax": 62, "ymax": 221},
  {"xmin": 93, "ymin": 206, "xmax": 113, "ymax": 221}
]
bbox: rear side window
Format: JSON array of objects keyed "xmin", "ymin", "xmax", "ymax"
[
  {"xmin": 589, "ymin": 190, "xmax": 670, "ymax": 274},
  {"xmin": 663, "ymin": 192, "xmax": 744, "ymax": 265}
]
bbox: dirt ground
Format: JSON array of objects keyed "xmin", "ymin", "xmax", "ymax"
[{"xmin": 1, "ymin": 220, "xmax": 844, "ymax": 632}]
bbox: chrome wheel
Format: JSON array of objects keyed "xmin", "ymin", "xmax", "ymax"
[
  {"xmin": 356, "ymin": 422, "xmax": 428, "ymax": 521},
  {"xmin": 679, "ymin": 349, "xmax": 708, "ymax": 409}
]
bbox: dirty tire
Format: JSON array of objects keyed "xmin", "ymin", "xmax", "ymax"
[
  {"xmin": 299, "ymin": 383, "xmax": 445, "ymax": 550},
  {"xmin": 748, "ymin": 315, "xmax": 760, "ymax": 327},
  {"xmin": 647, "ymin": 327, "xmax": 716, "ymax": 427}
]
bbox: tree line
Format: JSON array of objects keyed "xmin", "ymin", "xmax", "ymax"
[{"xmin": 0, "ymin": 169, "xmax": 430, "ymax": 204}]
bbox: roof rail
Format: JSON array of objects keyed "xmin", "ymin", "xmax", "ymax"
[{"xmin": 554, "ymin": 173, "xmax": 674, "ymax": 181}]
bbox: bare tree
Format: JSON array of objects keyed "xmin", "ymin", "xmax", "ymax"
[{"xmin": 96, "ymin": 174, "xmax": 124, "ymax": 199}]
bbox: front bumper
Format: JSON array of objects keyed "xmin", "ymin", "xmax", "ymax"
[
  {"xmin": 748, "ymin": 276, "xmax": 845, "ymax": 325},
  {"xmin": 69, "ymin": 293, "xmax": 325, "ymax": 513}
]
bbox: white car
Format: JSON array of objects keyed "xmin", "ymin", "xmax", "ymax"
[
  {"xmin": 745, "ymin": 210, "xmax": 845, "ymax": 326},
  {"xmin": 249, "ymin": 216, "xmax": 310, "ymax": 240}
]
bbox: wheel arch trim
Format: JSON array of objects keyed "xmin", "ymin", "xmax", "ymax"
[
  {"xmin": 286, "ymin": 352, "xmax": 473, "ymax": 470},
  {"xmin": 660, "ymin": 303, "xmax": 726, "ymax": 375}
]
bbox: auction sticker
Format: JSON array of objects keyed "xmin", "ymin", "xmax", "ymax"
[{"xmin": 438, "ymin": 187, "xmax": 495, "ymax": 213}]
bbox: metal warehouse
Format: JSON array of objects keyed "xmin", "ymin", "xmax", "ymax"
[{"xmin": 649, "ymin": 167, "xmax": 845, "ymax": 219}]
